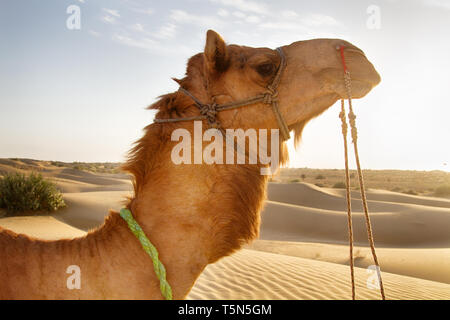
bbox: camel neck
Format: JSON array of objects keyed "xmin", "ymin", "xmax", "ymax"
[
  {"xmin": 117, "ymin": 128, "xmax": 270, "ymax": 298},
  {"xmin": 76, "ymin": 209, "xmax": 207, "ymax": 299}
]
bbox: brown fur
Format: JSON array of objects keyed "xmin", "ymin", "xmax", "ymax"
[{"xmin": 0, "ymin": 31, "xmax": 380, "ymax": 299}]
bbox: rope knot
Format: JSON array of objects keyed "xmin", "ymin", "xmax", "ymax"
[
  {"xmin": 339, "ymin": 110, "xmax": 348, "ymax": 135},
  {"xmin": 263, "ymin": 90, "xmax": 278, "ymax": 105},
  {"xmin": 348, "ymin": 111, "xmax": 356, "ymax": 122},
  {"xmin": 267, "ymin": 84, "xmax": 276, "ymax": 95},
  {"xmin": 200, "ymin": 103, "xmax": 220, "ymax": 127}
]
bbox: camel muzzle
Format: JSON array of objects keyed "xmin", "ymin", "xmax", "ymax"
[{"xmin": 281, "ymin": 39, "xmax": 381, "ymax": 100}]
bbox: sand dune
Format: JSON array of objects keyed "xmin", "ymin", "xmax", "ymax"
[
  {"xmin": 247, "ymin": 240, "xmax": 450, "ymax": 284},
  {"xmin": 2, "ymin": 216, "xmax": 448, "ymax": 299},
  {"xmin": 332, "ymin": 188, "xmax": 450, "ymax": 209},
  {"xmin": 55, "ymin": 191, "xmax": 132, "ymax": 230},
  {"xmin": 268, "ymin": 182, "xmax": 450, "ymax": 212},
  {"xmin": 0, "ymin": 216, "xmax": 85, "ymax": 240},
  {"xmin": 259, "ymin": 200, "xmax": 450, "ymax": 247},
  {"xmin": 1, "ymin": 161, "xmax": 450, "ymax": 300},
  {"xmin": 0, "ymin": 158, "xmax": 132, "ymax": 194},
  {"xmin": 188, "ymin": 249, "xmax": 450, "ymax": 300},
  {"xmin": 52, "ymin": 178, "xmax": 131, "ymax": 194}
]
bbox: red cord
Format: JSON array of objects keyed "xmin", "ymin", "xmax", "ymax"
[{"xmin": 339, "ymin": 45, "xmax": 348, "ymax": 72}]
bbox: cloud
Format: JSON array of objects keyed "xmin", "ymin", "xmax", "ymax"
[
  {"xmin": 245, "ymin": 15, "xmax": 260, "ymax": 23},
  {"xmin": 422, "ymin": 0, "xmax": 450, "ymax": 9},
  {"xmin": 280, "ymin": 10, "xmax": 299, "ymax": 19},
  {"xmin": 219, "ymin": 9, "xmax": 262, "ymax": 24},
  {"xmin": 217, "ymin": 8, "xmax": 229, "ymax": 17},
  {"xmin": 88, "ymin": 30, "xmax": 101, "ymax": 37},
  {"xmin": 102, "ymin": 8, "xmax": 120, "ymax": 18},
  {"xmin": 170, "ymin": 10, "xmax": 223, "ymax": 29},
  {"xmin": 232, "ymin": 11, "xmax": 246, "ymax": 19},
  {"xmin": 112, "ymin": 33, "xmax": 193, "ymax": 56},
  {"xmin": 258, "ymin": 12, "xmax": 340, "ymax": 33},
  {"xmin": 301, "ymin": 13, "xmax": 340, "ymax": 27},
  {"xmin": 128, "ymin": 22, "xmax": 177, "ymax": 40},
  {"xmin": 258, "ymin": 21, "xmax": 309, "ymax": 32},
  {"xmin": 101, "ymin": 15, "xmax": 116, "ymax": 24},
  {"xmin": 210, "ymin": 0, "xmax": 269, "ymax": 15},
  {"xmin": 132, "ymin": 8, "xmax": 154, "ymax": 15},
  {"xmin": 154, "ymin": 23, "xmax": 177, "ymax": 39},
  {"xmin": 130, "ymin": 23, "xmax": 144, "ymax": 32},
  {"xmin": 112, "ymin": 34, "xmax": 157, "ymax": 51},
  {"xmin": 106, "ymin": 3, "xmax": 341, "ymax": 57}
]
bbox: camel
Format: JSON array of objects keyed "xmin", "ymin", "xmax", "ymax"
[{"xmin": 0, "ymin": 30, "xmax": 380, "ymax": 299}]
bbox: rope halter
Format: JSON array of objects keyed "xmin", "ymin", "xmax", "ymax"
[
  {"xmin": 154, "ymin": 47, "xmax": 291, "ymax": 142},
  {"xmin": 199, "ymin": 102, "xmax": 220, "ymax": 128}
]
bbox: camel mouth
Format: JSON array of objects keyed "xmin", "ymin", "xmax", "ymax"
[
  {"xmin": 335, "ymin": 65, "xmax": 381, "ymax": 99},
  {"xmin": 344, "ymin": 77, "xmax": 380, "ymax": 99},
  {"xmin": 339, "ymin": 46, "xmax": 381, "ymax": 96},
  {"xmin": 349, "ymin": 57, "xmax": 381, "ymax": 94}
]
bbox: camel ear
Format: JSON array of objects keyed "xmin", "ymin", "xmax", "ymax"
[{"xmin": 204, "ymin": 30, "xmax": 230, "ymax": 73}]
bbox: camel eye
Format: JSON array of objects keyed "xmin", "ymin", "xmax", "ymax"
[{"xmin": 256, "ymin": 63, "xmax": 274, "ymax": 77}]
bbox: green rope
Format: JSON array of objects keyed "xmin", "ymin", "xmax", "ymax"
[{"xmin": 119, "ymin": 208, "xmax": 173, "ymax": 300}]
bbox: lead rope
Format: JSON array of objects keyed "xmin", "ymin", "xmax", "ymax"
[
  {"xmin": 338, "ymin": 46, "xmax": 386, "ymax": 300},
  {"xmin": 339, "ymin": 99, "xmax": 356, "ymax": 300}
]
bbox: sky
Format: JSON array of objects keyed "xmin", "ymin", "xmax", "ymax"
[{"xmin": 0, "ymin": 0, "xmax": 449, "ymax": 171}]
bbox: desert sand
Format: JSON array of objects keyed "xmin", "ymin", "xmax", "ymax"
[{"xmin": 1, "ymin": 159, "xmax": 450, "ymax": 299}]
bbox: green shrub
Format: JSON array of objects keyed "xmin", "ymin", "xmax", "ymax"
[
  {"xmin": 289, "ymin": 179, "xmax": 300, "ymax": 183},
  {"xmin": 315, "ymin": 175, "xmax": 325, "ymax": 180},
  {"xmin": 0, "ymin": 172, "xmax": 65, "ymax": 214},
  {"xmin": 301, "ymin": 174, "xmax": 306, "ymax": 179},
  {"xmin": 333, "ymin": 182, "xmax": 346, "ymax": 189},
  {"xmin": 434, "ymin": 185, "xmax": 450, "ymax": 197},
  {"xmin": 403, "ymin": 190, "xmax": 418, "ymax": 196}
]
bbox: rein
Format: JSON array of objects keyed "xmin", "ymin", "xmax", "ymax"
[
  {"xmin": 154, "ymin": 47, "xmax": 291, "ymax": 142},
  {"xmin": 338, "ymin": 45, "xmax": 386, "ymax": 300}
]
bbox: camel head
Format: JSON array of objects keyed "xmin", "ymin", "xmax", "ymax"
[{"xmin": 196, "ymin": 30, "xmax": 381, "ymax": 146}]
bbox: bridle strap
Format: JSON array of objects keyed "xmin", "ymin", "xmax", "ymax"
[
  {"xmin": 269, "ymin": 48, "xmax": 290, "ymax": 141},
  {"xmin": 154, "ymin": 47, "xmax": 291, "ymax": 141}
]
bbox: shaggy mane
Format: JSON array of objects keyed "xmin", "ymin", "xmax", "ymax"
[{"xmin": 122, "ymin": 54, "xmax": 206, "ymax": 198}]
